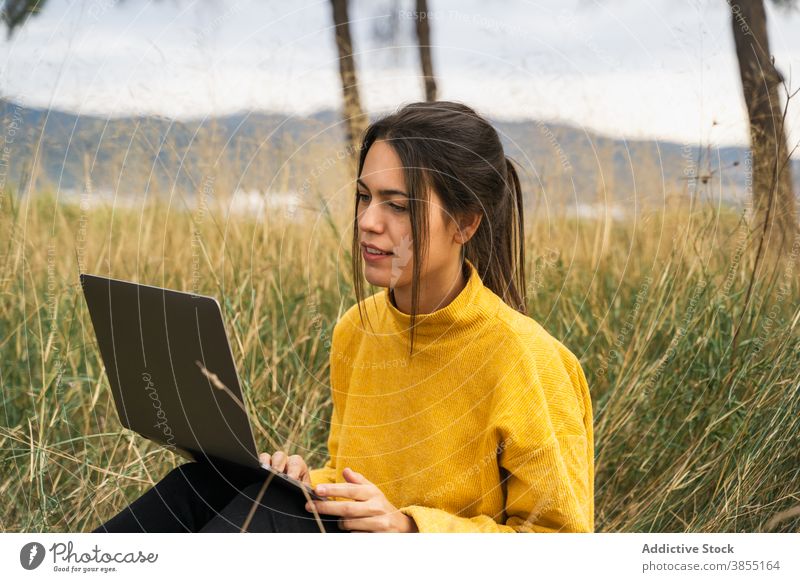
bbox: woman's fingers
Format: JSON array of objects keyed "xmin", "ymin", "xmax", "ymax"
[
  {"xmin": 285, "ymin": 455, "xmax": 306, "ymax": 480},
  {"xmin": 271, "ymin": 450, "xmax": 288, "ymax": 472},
  {"xmin": 260, "ymin": 451, "xmax": 309, "ymax": 481}
]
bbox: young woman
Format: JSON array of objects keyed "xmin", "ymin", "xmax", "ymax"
[{"xmin": 92, "ymin": 101, "xmax": 593, "ymax": 533}]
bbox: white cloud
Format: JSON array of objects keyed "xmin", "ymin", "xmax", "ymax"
[{"xmin": 1, "ymin": 0, "xmax": 798, "ymax": 151}]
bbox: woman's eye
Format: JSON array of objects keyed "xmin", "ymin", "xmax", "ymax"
[{"xmin": 357, "ymin": 193, "xmax": 405, "ymax": 213}]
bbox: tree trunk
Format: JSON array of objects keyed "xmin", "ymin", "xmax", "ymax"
[
  {"xmin": 728, "ymin": 0, "xmax": 797, "ymax": 256},
  {"xmin": 415, "ymin": 0, "xmax": 437, "ymax": 101},
  {"xmin": 331, "ymin": 0, "xmax": 368, "ymax": 161}
]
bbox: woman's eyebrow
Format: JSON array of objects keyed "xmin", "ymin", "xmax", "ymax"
[{"xmin": 357, "ymin": 178, "xmax": 408, "ymax": 197}]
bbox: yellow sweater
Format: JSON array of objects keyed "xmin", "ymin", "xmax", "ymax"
[{"xmin": 309, "ymin": 258, "xmax": 594, "ymax": 533}]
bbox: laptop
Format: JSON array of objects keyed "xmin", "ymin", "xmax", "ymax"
[{"xmin": 79, "ymin": 273, "xmax": 326, "ymax": 501}]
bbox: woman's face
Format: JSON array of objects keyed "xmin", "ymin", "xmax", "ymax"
[{"xmin": 356, "ymin": 139, "xmax": 461, "ymax": 290}]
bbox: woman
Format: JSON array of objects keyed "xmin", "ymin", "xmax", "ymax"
[{"xmin": 92, "ymin": 101, "xmax": 593, "ymax": 533}]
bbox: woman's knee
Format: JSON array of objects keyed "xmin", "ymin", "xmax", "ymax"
[
  {"xmin": 240, "ymin": 480, "xmax": 289, "ymax": 502},
  {"xmin": 160, "ymin": 461, "xmax": 217, "ymax": 490},
  {"xmin": 161, "ymin": 461, "xmax": 264, "ymax": 498},
  {"xmin": 164, "ymin": 461, "xmax": 310, "ymax": 503}
]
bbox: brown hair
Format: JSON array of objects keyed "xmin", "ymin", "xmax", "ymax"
[{"xmin": 350, "ymin": 101, "xmax": 527, "ymax": 356}]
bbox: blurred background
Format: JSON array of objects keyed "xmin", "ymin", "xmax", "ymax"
[
  {"xmin": 2, "ymin": 0, "xmax": 800, "ymax": 215},
  {"xmin": 0, "ymin": 0, "xmax": 798, "ymax": 534}
]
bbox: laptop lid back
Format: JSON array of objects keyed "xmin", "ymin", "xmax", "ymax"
[{"xmin": 80, "ymin": 274, "xmax": 260, "ymax": 470}]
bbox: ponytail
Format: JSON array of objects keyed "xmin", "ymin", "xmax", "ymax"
[
  {"xmin": 463, "ymin": 156, "xmax": 528, "ymax": 316},
  {"xmin": 505, "ymin": 157, "xmax": 528, "ymax": 314}
]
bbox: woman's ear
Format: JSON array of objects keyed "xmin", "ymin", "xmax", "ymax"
[{"xmin": 453, "ymin": 211, "xmax": 482, "ymax": 245}]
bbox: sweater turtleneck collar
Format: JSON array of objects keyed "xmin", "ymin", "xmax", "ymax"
[{"xmin": 381, "ymin": 258, "xmax": 499, "ymax": 342}]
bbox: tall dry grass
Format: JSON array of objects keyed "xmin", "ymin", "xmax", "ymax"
[{"xmin": 0, "ymin": 177, "xmax": 798, "ymax": 532}]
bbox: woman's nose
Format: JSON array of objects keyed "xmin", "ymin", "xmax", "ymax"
[{"xmin": 358, "ymin": 200, "xmax": 384, "ymax": 233}]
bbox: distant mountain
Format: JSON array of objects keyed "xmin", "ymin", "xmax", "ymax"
[{"xmin": 2, "ymin": 99, "xmax": 795, "ymax": 214}]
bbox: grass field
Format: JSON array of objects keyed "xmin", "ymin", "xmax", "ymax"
[{"xmin": 1, "ymin": 185, "xmax": 798, "ymax": 533}]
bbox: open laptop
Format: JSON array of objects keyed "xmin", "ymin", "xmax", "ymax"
[{"xmin": 79, "ymin": 273, "xmax": 326, "ymax": 501}]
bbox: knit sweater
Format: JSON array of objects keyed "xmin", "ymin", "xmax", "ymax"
[{"xmin": 309, "ymin": 258, "xmax": 594, "ymax": 533}]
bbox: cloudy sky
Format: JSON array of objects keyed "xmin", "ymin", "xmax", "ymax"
[{"xmin": 2, "ymin": 0, "xmax": 799, "ymax": 151}]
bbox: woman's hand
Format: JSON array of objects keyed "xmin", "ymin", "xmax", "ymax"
[
  {"xmin": 259, "ymin": 451, "xmax": 312, "ymax": 486},
  {"xmin": 305, "ymin": 467, "xmax": 418, "ymax": 533}
]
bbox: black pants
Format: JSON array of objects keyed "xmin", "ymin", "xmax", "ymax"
[{"xmin": 91, "ymin": 461, "xmax": 348, "ymax": 533}]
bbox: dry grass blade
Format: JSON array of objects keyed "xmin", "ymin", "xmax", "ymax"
[{"xmin": 195, "ymin": 360, "xmax": 247, "ymax": 413}]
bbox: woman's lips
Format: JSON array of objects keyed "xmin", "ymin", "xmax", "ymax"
[{"xmin": 362, "ymin": 246, "xmax": 394, "ymax": 262}]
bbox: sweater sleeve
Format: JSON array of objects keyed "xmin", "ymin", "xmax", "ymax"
[
  {"xmin": 309, "ymin": 462, "xmax": 336, "ymax": 488},
  {"xmin": 398, "ymin": 436, "xmax": 591, "ymax": 533},
  {"xmin": 308, "ymin": 400, "xmax": 341, "ymax": 488},
  {"xmin": 398, "ymin": 336, "xmax": 594, "ymax": 533},
  {"xmin": 308, "ymin": 314, "xmax": 351, "ymax": 489}
]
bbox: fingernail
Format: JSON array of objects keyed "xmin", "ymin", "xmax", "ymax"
[
  {"xmin": 305, "ymin": 502, "xmax": 312, "ymax": 512},
  {"xmin": 316, "ymin": 486, "xmax": 326, "ymax": 495}
]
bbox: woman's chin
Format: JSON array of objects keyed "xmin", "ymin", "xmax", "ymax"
[{"xmin": 363, "ymin": 272, "xmax": 388, "ymax": 288}]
